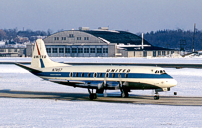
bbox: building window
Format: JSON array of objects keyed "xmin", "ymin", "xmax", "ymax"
[
  {"xmin": 84, "ymin": 48, "xmax": 89, "ymax": 53},
  {"xmin": 54, "ymin": 37, "xmax": 59, "ymax": 40},
  {"xmin": 90, "ymin": 48, "xmax": 95, "ymax": 53},
  {"xmin": 65, "ymin": 48, "xmax": 70, "ymax": 53},
  {"xmin": 77, "ymin": 37, "xmax": 81, "ymax": 40},
  {"xmin": 0, "ymin": 49, "xmax": 5, "ymax": 52},
  {"xmin": 158, "ymin": 51, "xmax": 161, "ymax": 56},
  {"xmin": 61, "ymin": 37, "xmax": 66, "ymax": 40},
  {"xmin": 97, "ymin": 48, "xmax": 102, "ymax": 53},
  {"xmin": 162, "ymin": 51, "xmax": 165, "ymax": 56},
  {"xmin": 78, "ymin": 48, "xmax": 83, "ymax": 53},
  {"xmin": 153, "ymin": 51, "xmax": 156, "ymax": 57},
  {"xmin": 84, "ymin": 37, "xmax": 89, "ymax": 40},
  {"xmin": 52, "ymin": 48, "xmax": 57, "ymax": 53},
  {"xmin": 72, "ymin": 48, "xmax": 77, "ymax": 53},
  {"xmin": 171, "ymin": 51, "xmax": 174, "ymax": 54},
  {"xmin": 143, "ymin": 51, "xmax": 147, "ymax": 57},
  {"xmin": 167, "ymin": 51, "xmax": 169, "ymax": 55},
  {"xmin": 14, "ymin": 49, "xmax": 18, "ymax": 52},
  {"xmin": 59, "ymin": 48, "xmax": 64, "ymax": 53},
  {"xmin": 134, "ymin": 51, "xmax": 135, "ymax": 57},
  {"xmin": 46, "ymin": 48, "xmax": 51, "ymax": 53},
  {"xmin": 69, "ymin": 34, "xmax": 74, "ymax": 38},
  {"xmin": 103, "ymin": 48, "xmax": 108, "ymax": 53}
]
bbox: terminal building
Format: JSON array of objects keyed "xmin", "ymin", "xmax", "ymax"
[
  {"xmin": 26, "ymin": 27, "xmax": 179, "ymax": 57},
  {"xmin": 0, "ymin": 47, "xmax": 26, "ymax": 57}
]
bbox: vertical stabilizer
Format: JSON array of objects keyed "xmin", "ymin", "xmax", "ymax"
[{"xmin": 31, "ymin": 39, "xmax": 69, "ymax": 69}]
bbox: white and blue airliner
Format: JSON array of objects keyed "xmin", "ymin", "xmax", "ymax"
[{"xmin": 16, "ymin": 39, "xmax": 177, "ymax": 100}]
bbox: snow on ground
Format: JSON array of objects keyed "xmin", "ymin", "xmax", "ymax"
[
  {"xmin": 1, "ymin": 57, "xmax": 202, "ymax": 127},
  {"xmin": 0, "ymin": 98, "xmax": 201, "ymax": 128}
]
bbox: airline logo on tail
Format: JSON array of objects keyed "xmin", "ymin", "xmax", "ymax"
[{"xmin": 34, "ymin": 42, "xmax": 45, "ymax": 68}]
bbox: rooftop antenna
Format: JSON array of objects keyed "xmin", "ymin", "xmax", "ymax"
[
  {"xmin": 142, "ymin": 33, "xmax": 144, "ymax": 49},
  {"xmin": 193, "ymin": 23, "xmax": 196, "ymax": 52}
]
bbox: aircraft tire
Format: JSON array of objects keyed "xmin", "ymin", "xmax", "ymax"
[
  {"xmin": 89, "ymin": 94, "xmax": 97, "ymax": 100},
  {"xmin": 154, "ymin": 95, "xmax": 159, "ymax": 100}
]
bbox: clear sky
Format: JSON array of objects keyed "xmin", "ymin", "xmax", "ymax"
[{"xmin": 0, "ymin": 0, "xmax": 201, "ymax": 33}]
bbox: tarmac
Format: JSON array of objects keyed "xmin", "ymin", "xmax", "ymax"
[{"xmin": 0, "ymin": 90, "xmax": 202, "ymax": 106}]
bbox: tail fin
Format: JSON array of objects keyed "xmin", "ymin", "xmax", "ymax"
[{"xmin": 31, "ymin": 39, "xmax": 69, "ymax": 69}]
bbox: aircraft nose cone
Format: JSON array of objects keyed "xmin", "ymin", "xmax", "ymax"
[{"xmin": 170, "ymin": 79, "xmax": 177, "ymax": 87}]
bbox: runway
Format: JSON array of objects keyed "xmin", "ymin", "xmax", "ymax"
[{"xmin": 1, "ymin": 90, "xmax": 202, "ymax": 106}]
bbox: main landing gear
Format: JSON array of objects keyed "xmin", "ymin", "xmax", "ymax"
[
  {"xmin": 121, "ymin": 89, "xmax": 129, "ymax": 98},
  {"xmin": 88, "ymin": 89, "xmax": 97, "ymax": 100}
]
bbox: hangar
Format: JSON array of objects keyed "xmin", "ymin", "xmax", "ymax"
[{"xmin": 26, "ymin": 27, "xmax": 179, "ymax": 57}]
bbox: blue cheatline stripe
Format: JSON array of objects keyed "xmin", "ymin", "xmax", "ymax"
[
  {"xmin": 40, "ymin": 59, "xmax": 45, "ymax": 68},
  {"xmin": 35, "ymin": 72, "xmax": 173, "ymax": 79}
]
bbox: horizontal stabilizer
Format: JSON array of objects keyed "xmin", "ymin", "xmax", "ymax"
[{"xmin": 15, "ymin": 63, "xmax": 41, "ymax": 73}]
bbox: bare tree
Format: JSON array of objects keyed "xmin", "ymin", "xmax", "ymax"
[{"xmin": 0, "ymin": 29, "xmax": 7, "ymax": 41}]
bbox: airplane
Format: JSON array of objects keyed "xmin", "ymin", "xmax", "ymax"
[{"xmin": 16, "ymin": 39, "xmax": 177, "ymax": 100}]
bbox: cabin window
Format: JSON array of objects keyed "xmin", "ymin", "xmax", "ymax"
[
  {"xmin": 118, "ymin": 73, "xmax": 121, "ymax": 78},
  {"xmin": 99, "ymin": 73, "xmax": 102, "ymax": 77},
  {"xmin": 94, "ymin": 73, "xmax": 97, "ymax": 77},
  {"xmin": 105, "ymin": 73, "xmax": 109, "ymax": 78},
  {"xmin": 69, "ymin": 72, "xmax": 72, "ymax": 77},
  {"xmin": 75, "ymin": 73, "xmax": 78, "ymax": 77},
  {"xmin": 81, "ymin": 73, "xmax": 84, "ymax": 77},
  {"xmin": 87, "ymin": 73, "xmax": 90, "ymax": 77},
  {"xmin": 125, "ymin": 73, "xmax": 128, "ymax": 78},
  {"xmin": 112, "ymin": 73, "xmax": 115, "ymax": 78}
]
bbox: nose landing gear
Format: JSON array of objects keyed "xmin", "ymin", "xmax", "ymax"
[
  {"xmin": 154, "ymin": 94, "xmax": 159, "ymax": 100},
  {"xmin": 154, "ymin": 90, "xmax": 160, "ymax": 100}
]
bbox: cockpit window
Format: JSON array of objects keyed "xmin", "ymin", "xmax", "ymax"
[{"xmin": 155, "ymin": 70, "xmax": 166, "ymax": 74}]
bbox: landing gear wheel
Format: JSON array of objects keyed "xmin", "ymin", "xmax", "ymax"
[
  {"xmin": 154, "ymin": 95, "xmax": 159, "ymax": 100},
  {"xmin": 89, "ymin": 93, "xmax": 97, "ymax": 100},
  {"xmin": 121, "ymin": 90, "xmax": 129, "ymax": 98}
]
